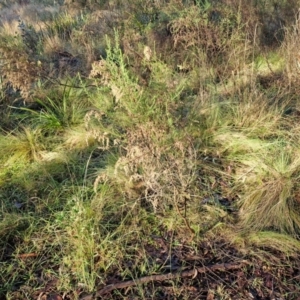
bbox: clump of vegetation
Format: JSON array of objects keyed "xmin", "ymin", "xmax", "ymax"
[{"xmin": 1, "ymin": 0, "xmax": 300, "ymax": 299}]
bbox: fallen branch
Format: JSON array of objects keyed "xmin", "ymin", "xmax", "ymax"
[{"xmin": 80, "ymin": 260, "xmax": 249, "ymax": 299}]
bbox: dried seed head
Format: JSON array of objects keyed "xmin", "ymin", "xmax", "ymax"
[{"xmin": 143, "ymin": 46, "xmax": 152, "ymax": 61}]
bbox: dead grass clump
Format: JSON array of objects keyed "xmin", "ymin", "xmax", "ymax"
[
  {"xmin": 209, "ymin": 88, "xmax": 300, "ymax": 236},
  {"xmin": 94, "ymin": 123, "xmax": 198, "ymax": 214},
  {"xmin": 281, "ymin": 14, "xmax": 300, "ymax": 89},
  {"xmin": 217, "ymin": 128, "xmax": 300, "ymax": 236},
  {"xmin": 0, "ymin": 34, "xmax": 41, "ymax": 101},
  {"xmin": 218, "ymin": 0, "xmax": 299, "ymax": 48},
  {"xmin": 237, "ymin": 146, "xmax": 300, "ymax": 236},
  {"xmin": 168, "ymin": 4, "xmax": 249, "ymax": 81},
  {"xmin": 239, "ymin": 177, "xmax": 295, "ymax": 233},
  {"xmin": 83, "ymin": 10, "xmax": 121, "ymax": 37}
]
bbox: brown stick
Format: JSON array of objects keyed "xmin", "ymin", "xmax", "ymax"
[{"xmin": 80, "ymin": 261, "xmax": 248, "ymax": 299}]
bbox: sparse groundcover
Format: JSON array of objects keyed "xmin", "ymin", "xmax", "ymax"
[{"xmin": 1, "ymin": 0, "xmax": 300, "ymax": 299}]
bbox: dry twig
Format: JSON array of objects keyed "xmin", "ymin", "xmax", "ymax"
[{"xmin": 80, "ymin": 260, "xmax": 249, "ymax": 299}]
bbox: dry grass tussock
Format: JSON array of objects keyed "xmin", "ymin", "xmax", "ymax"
[
  {"xmin": 281, "ymin": 14, "xmax": 300, "ymax": 88},
  {"xmin": 94, "ymin": 122, "xmax": 198, "ymax": 214},
  {"xmin": 214, "ymin": 96, "xmax": 300, "ymax": 236}
]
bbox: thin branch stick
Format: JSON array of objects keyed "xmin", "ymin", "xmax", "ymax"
[
  {"xmin": 80, "ymin": 260, "xmax": 249, "ymax": 300},
  {"xmin": 173, "ymin": 186, "xmax": 195, "ymax": 239}
]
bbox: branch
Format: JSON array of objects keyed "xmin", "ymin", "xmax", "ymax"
[{"xmin": 80, "ymin": 260, "xmax": 249, "ymax": 300}]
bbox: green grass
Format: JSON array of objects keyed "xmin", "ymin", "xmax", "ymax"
[{"xmin": 1, "ymin": 0, "xmax": 300, "ymax": 298}]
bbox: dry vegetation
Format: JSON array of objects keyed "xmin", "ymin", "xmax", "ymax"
[{"xmin": 1, "ymin": 0, "xmax": 300, "ymax": 299}]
